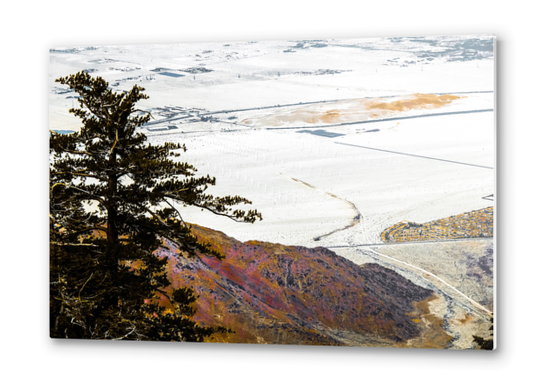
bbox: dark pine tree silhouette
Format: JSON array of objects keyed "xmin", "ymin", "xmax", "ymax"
[{"xmin": 50, "ymin": 72, "xmax": 261, "ymax": 341}]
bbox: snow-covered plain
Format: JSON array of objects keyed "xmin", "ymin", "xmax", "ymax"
[{"xmin": 49, "ymin": 35, "xmax": 495, "ymax": 250}]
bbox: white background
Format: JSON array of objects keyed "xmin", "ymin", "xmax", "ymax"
[{"xmin": 1, "ymin": 1, "xmax": 538, "ymax": 383}]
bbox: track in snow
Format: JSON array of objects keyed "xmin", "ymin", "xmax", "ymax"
[{"xmin": 288, "ymin": 176, "xmax": 363, "ymax": 242}]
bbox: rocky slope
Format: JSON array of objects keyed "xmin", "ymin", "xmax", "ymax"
[{"xmin": 154, "ymin": 225, "xmax": 452, "ymax": 348}]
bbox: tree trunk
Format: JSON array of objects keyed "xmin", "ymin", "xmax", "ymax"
[
  {"xmin": 107, "ymin": 153, "xmax": 118, "ymax": 244},
  {"xmin": 106, "ymin": 149, "xmax": 119, "ymax": 283}
]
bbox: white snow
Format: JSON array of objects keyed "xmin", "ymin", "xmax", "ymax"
[{"xmin": 49, "ymin": 35, "xmax": 495, "ymax": 251}]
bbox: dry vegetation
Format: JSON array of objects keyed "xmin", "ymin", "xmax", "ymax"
[{"xmin": 381, "ymin": 207, "xmax": 493, "ymax": 242}]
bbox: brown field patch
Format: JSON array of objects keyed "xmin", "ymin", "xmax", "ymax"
[{"xmin": 381, "ymin": 207, "xmax": 493, "ymax": 243}]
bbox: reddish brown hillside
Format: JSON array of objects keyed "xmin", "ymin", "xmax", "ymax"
[{"xmin": 155, "ymin": 225, "xmax": 450, "ymax": 347}]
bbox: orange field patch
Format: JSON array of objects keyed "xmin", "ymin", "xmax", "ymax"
[
  {"xmin": 241, "ymin": 94, "xmax": 464, "ymax": 127},
  {"xmin": 367, "ymin": 93, "xmax": 462, "ymax": 112}
]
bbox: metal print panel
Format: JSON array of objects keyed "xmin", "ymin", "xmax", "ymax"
[{"xmin": 49, "ymin": 35, "xmax": 495, "ymax": 349}]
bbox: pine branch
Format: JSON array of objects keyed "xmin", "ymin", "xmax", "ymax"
[
  {"xmin": 52, "ymin": 171, "xmax": 109, "ymax": 182},
  {"xmin": 50, "ymin": 242, "xmax": 99, "ymax": 247},
  {"xmin": 110, "ymin": 130, "xmax": 118, "ymax": 154}
]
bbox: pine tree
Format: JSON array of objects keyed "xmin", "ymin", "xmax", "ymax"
[{"xmin": 50, "ymin": 71, "xmax": 261, "ymax": 340}]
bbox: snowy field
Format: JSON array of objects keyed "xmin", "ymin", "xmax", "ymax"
[{"xmin": 49, "ymin": 35, "xmax": 495, "ymax": 251}]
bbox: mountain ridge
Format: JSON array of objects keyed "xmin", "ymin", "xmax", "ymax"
[{"xmin": 153, "ymin": 224, "xmax": 452, "ymax": 347}]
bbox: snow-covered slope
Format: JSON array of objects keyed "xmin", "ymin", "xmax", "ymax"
[{"xmin": 49, "ymin": 35, "xmax": 495, "ymax": 251}]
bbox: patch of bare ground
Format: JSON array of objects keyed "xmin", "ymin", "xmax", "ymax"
[
  {"xmin": 403, "ymin": 294, "xmax": 454, "ymax": 349},
  {"xmin": 401, "ymin": 293, "xmax": 492, "ymax": 350},
  {"xmin": 371, "ymin": 239, "xmax": 494, "ymax": 313},
  {"xmin": 448, "ymin": 308, "xmax": 493, "ymax": 349},
  {"xmin": 359, "ymin": 238, "xmax": 494, "ymax": 349}
]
